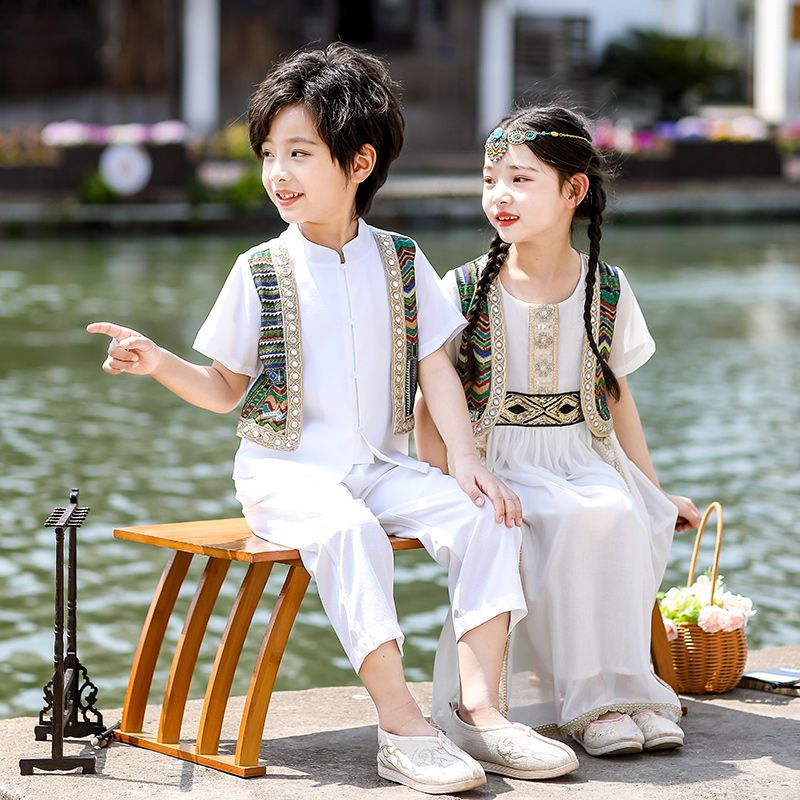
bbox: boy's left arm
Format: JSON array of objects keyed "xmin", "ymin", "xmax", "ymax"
[
  {"xmin": 418, "ymin": 347, "xmax": 521, "ymax": 528},
  {"xmin": 610, "ymin": 376, "xmax": 700, "ymax": 531}
]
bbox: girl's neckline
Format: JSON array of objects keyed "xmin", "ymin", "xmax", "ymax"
[{"xmin": 497, "ymin": 251, "xmax": 586, "ymax": 308}]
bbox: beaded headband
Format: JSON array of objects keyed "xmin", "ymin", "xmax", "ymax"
[{"xmin": 484, "ymin": 126, "xmax": 592, "ymax": 163}]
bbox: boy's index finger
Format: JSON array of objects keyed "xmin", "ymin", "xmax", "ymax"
[{"xmin": 86, "ymin": 321, "xmax": 133, "ymax": 341}]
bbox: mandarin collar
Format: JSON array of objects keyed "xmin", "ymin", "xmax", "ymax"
[{"xmin": 284, "ymin": 219, "xmax": 373, "ymax": 267}]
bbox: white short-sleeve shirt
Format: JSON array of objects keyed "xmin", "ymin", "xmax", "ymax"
[
  {"xmin": 194, "ymin": 219, "xmax": 466, "ymax": 484},
  {"xmin": 439, "ymin": 256, "xmax": 655, "ymax": 391}
]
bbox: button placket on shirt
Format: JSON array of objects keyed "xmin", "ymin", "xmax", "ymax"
[{"xmin": 339, "ymin": 259, "xmax": 366, "ymax": 445}]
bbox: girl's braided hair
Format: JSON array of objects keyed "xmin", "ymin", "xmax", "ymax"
[{"xmin": 464, "ymin": 104, "xmax": 620, "ymax": 401}]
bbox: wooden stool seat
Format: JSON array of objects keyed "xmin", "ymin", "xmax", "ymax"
[{"xmin": 113, "ymin": 517, "xmax": 678, "ymax": 778}]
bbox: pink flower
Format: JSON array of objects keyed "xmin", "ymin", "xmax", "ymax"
[
  {"xmin": 721, "ymin": 611, "xmax": 746, "ymax": 632},
  {"xmin": 698, "ymin": 605, "xmax": 727, "ymax": 633},
  {"xmin": 662, "ymin": 616, "xmax": 678, "ymax": 641},
  {"xmin": 720, "ymin": 591, "xmax": 754, "ymax": 621}
]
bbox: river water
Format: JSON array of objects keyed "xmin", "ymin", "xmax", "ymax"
[{"xmin": 1, "ymin": 222, "xmax": 798, "ymax": 719}]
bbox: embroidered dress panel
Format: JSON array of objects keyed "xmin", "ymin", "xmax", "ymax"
[
  {"xmin": 452, "ymin": 255, "xmax": 622, "ymax": 475},
  {"xmin": 496, "ymin": 391, "xmax": 583, "ymax": 428},
  {"xmin": 454, "ymin": 254, "xmax": 619, "ymax": 442},
  {"xmin": 528, "ymin": 305, "xmax": 558, "ymax": 394}
]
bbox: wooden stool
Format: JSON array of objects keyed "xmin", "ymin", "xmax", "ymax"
[
  {"xmin": 112, "ymin": 517, "xmax": 678, "ymax": 777},
  {"xmin": 112, "ymin": 518, "xmax": 421, "ymax": 777}
]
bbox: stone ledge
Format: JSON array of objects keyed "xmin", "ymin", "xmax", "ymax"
[{"xmin": 2, "ymin": 646, "xmax": 798, "ymax": 800}]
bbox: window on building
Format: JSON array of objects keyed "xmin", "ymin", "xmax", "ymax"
[{"xmin": 513, "ymin": 15, "xmax": 590, "ymax": 101}]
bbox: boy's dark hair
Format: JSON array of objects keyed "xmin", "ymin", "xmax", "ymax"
[
  {"xmin": 465, "ymin": 104, "xmax": 620, "ymax": 401},
  {"xmin": 248, "ymin": 42, "xmax": 404, "ymax": 218}
]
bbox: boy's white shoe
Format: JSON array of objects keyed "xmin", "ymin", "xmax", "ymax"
[
  {"xmin": 631, "ymin": 709, "xmax": 685, "ymax": 750},
  {"xmin": 571, "ymin": 713, "xmax": 644, "ymax": 756},
  {"xmin": 376, "ymin": 727, "xmax": 486, "ymax": 794},
  {"xmin": 445, "ymin": 712, "xmax": 579, "ymax": 779}
]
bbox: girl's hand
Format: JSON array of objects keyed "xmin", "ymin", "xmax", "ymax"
[
  {"xmin": 86, "ymin": 321, "xmax": 163, "ymax": 376},
  {"xmin": 664, "ymin": 492, "xmax": 700, "ymax": 532},
  {"xmin": 450, "ymin": 453, "xmax": 522, "ymax": 529}
]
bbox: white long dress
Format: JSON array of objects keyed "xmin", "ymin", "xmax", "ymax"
[{"xmin": 431, "ymin": 255, "xmax": 683, "ymax": 735}]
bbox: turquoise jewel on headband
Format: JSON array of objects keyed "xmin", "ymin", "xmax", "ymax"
[{"xmin": 484, "ymin": 125, "xmax": 593, "ymax": 163}]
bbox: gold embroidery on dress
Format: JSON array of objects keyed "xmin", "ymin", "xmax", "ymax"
[
  {"xmin": 558, "ymin": 701, "xmax": 682, "ymax": 736},
  {"xmin": 497, "ymin": 391, "xmax": 583, "ymax": 427},
  {"xmin": 528, "ymin": 304, "xmax": 558, "ymax": 393}
]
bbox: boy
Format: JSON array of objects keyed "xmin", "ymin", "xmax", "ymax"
[{"xmin": 88, "ymin": 43, "xmax": 578, "ymax": 793}]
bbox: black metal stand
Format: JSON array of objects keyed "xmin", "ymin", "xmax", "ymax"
[{"xmin": 20, "ymin": 489, "xmax": 104, "ymax": 776}]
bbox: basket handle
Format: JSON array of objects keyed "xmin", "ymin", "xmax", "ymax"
[{"xmin": 687, "ymin": 501, "xmax": 724, "ymax": 605}]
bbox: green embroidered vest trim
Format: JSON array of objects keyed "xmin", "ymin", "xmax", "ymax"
[
  {"xmin": 379, "ymin": 233, "xmax": 419, "ymax": 433},
  {"xmin": 454, "ymin": 254, "xmax": 620, "ymax": 440},
  {"xmin": 580, "ymin": 262, "xmax": 620, "ymax": 436},
  {"xmin": 237, "ymin": 243, "xmax": 303, "ymax": 450},
  {"xmin": 455, "ymin": 255, "xmax": 507, "ymax": 437},
  {"xmin": 237, "ymin": 233, "xmax": 419, "ymax": 451}
]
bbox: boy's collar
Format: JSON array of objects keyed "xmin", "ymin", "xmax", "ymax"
[{"xmin": 285, "ymin": 219, "xmax": 372, "ymax": 266}]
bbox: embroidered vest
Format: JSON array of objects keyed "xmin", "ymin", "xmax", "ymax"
[
  {"xmin": 454, "ymin": 255, "xmax": 621, "ymax": 442},
  {"xmin": 236, "ymin": 232, "xmax": 419, "ymax": 451}
]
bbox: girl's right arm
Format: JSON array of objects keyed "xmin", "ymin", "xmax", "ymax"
[{"xmin": 87, "ymin": 321, "xmax": 250, "ymax": 414}]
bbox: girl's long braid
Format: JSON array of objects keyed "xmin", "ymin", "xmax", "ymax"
[
  {"xmin": 464, "ymin": 232, "xmax": 510, "ymax": 376},
  {"xmin": 582, "ymin": 175, "xmax": 620, "ymax": 401}
]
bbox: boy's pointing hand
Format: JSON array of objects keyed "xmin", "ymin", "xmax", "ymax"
[{"xmin": 86, "ymin": 321, "xmax": 163, "ymax": 376}]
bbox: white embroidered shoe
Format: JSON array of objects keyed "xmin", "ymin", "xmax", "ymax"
[
  {"xmin": 631, "ymin": 710, "xmax": 685, "ymax": 750},
  {"xmin": 376, "ymin": 728, "xmax": 486, "ymax": 794},
  {"xmin": 571, "ymin": 713, "xmax": 645, "ymax": 756},
  {"xmin": 445, "ymin": 712, "xmax": 579, "ymax": 780}
]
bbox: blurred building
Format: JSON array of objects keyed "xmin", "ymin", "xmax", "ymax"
[
  {"xmin": 0, "ymin": 0, "xmax": 797, "ymax": 168},
  {"xmin": 0, "ymin": 0, "xmax": 483, "ymax": 168},
  {"xmin": 479, "ymin": 0, "xmax": 799, "ymax": 129}
]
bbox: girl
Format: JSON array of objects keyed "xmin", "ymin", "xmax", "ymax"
[{"xmin": 417, "ymin": 105, "xmax": 701, "ymax": 757}]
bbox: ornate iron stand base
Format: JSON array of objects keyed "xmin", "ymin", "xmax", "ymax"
[
  {"xmin": 19, "ymin": 755, "xmax": 96, "ymax": 776},
  {"xmin": 19, "ymin": 489, "xmax": 104, "ymax": 776}
]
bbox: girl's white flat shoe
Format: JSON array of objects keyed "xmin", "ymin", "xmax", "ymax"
[
  {"xmin": 572, "ymin": 713, "xmax": 644, "ymax": 757},
  {"xmin": 631, "ymin": 709, "xmax": 685, "ymax": 750}
]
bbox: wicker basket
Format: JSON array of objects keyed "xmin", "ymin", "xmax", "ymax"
[{"xmin": 668, "ymin": 502, "xmax": 748, "ymax": 694}]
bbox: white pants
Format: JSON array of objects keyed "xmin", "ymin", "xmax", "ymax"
[{"xmin": 236, "ymin": 460, "xmax": 526, "ymax": 673}]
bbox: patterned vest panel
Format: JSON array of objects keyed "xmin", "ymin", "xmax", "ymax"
[
  {"xmin": 454, "ymin": 254, "xmax": 621, "ymax": 440},
  {"xmin": 236, "ymin": 232, "xmax": 419, "ymax": 452}
]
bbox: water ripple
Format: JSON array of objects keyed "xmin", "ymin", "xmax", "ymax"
[{"xmin": 1, "ymin": 224, "xmax": 799, "ymax": 719}]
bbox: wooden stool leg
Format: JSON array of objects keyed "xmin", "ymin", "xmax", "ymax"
[
  {"xmin": 234, "ymin": 564, "xmax": 311, "ymax": 768},
  {"xmin": 157, "ymin": 558, "xmax": 230, "ymax": 744},
  {"xmin": 120, "ymin": 551, "xmax": 193, "ymax": 733},
  {"xmin": 651, "ymin": 599, "xmax": 679, "ymax": 691},
  {"xmin": 196, "ymin": 562, "xmax": 273, "ymax": 755}
]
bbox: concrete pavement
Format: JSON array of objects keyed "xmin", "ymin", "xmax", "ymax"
[{"xmin": 1, "ymin": 645, "xmax": 798, "ymax": 800}]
